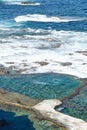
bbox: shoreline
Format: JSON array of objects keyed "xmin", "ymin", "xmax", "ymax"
[
  {"xmin": 0, "ymin": 90, "xmax": 87, "ymax": 130},
  {"xmin": 0, "ymin": 67, "xmax": 87, "ymax": 79},
  {"xmin": 0, "ymin": 73, "xmax": 87, "ymax": 129}
]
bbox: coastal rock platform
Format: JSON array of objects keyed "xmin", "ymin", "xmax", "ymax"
[
  {"xmin": 33, "ymin": 99, "xmax": 87, "ymax": 130},
  {"xmin": 0, "ymin": 89, "xmax": 87, "ymax": 130}
]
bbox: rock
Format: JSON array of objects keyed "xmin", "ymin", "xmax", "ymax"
[
  {"xmin": 0, "ymin": 64, "xmax": 9, "ymax": 74},
  {"xmin": 21, "ymin": 1, "xmax": 36, "ymax": 5},
  {"xmin": 35, "ymin": 61, "xmax": 49, "ymax": 66},
  {"xmin": 60, "ymin": 62, "xmax": 72, "ymax": 66},
  {"xmin": 33, "ymin": 99, "xmax": 87, "ymax": 130},
  {"xmin": 0, "ymin": 64, "xmax": 16, "ymax": 75},
  {"xmin": 76, "ymin": 51, "xmax": 87, "ymax": 56},
  {"xmin": 0, "ymin": 89, "xmax": 40, "ymax": 110}
]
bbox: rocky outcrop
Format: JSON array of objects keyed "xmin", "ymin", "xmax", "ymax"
[
  {"xmin": 0, "ymin": 64, "xmax": 16, "ymax": 75},
  {"xmin": 21, "ymin": 2, "xmax": 40, "ymax": 5},
  {"xmin": 0, "ymin": 89, "xmax": 87, "ymax": 130},
  {"xmin": 0, "ymin": 65, "xmax": 9, "ymax": 75},
  {"xmin": 21, "ymin": 2, "xmax": 34, "ymax": 5},
  {"xmin": 0, "ymin": 88, "xmax": 40, "ymax": 110},
  {"xmin": 33, "ymin": 99, "xmax": 87, "ymax": 130}
]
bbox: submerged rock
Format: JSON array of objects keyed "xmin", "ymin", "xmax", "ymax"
[{"xmin": 0, "ymin": 119, "xmax": 9, "ymax": 127}]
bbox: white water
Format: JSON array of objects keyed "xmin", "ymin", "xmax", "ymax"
[
  {"xmin": 1, "ymin": 0, "xmax": 40, "ymax": 5},
  {"xmin": 15, "ymin": 14, "xmax": 86, "ymax": 23},
  {"xmin": 0, "ymin": 28, "xmax": 87, "ymax": 78}
]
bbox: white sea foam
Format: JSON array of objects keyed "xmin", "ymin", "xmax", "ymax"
[
  {"xmin": 0, "ymin": 29, "xmax": 87, "ymax": 78},
  {"xmin": 15, "ymin": 14, "xmax": 86, "ymax": 23},
  {"xmin": 1, "ymin": 0, "xmax": 40, "ymax": 6}
]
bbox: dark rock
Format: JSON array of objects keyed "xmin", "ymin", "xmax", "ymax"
[
  {"xmin": 0, "ymin": 64, "xmax": 16, "ymax": 75},
  {"xmin": 21, "ymin": 1, "xmax": 35, "ymax": 5},
  {"xmin": 60, "ymin": 62, "xmax": 72, "ymax": 66},
  {"xmin": 76, "ymin": 51, "xmax": 87, "ymax": 56},
  {"xmin": 35, "ymin": 61, "xmax": 49, "ymax": 66}
]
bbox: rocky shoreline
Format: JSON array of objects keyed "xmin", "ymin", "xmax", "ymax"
[
  {"xmin": 0, "ymin": 89, "xmax": 87, "ymax": 130},
  {"xmin": 0, "ymin": 65, "xmax": 87, "ymax": 129}
]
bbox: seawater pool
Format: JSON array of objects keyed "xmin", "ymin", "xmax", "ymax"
[
  {"xmin": 61, "ymin": 86, "xmax": 87, "ymax": 121},
  {"xmin": 0, "ymin": 73, "xmax": 86, "ymax": 129},
  {"xmin": 0, "ymin": 73, "xmax": 82, "ymax": 100}
]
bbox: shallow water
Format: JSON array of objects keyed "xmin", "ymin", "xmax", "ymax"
[
  {"xmin": 60, "ymin": 85, "xmax": 87, "ymax": 121},
  {"xmin": 0, "ymin": 73, "xmax": 82, "ymax": 100}
]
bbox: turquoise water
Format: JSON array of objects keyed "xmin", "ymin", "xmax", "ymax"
[
  {"xmin": 0, "ymin": 73, "xmax": 81, "ymax": 100},
  {"xmin": 0, "ymin": 73, "xmax": 83, "ymax": 129},
  {"xmin": 61, "ymin": 86, "xmax": 87, "ymax": 121}
]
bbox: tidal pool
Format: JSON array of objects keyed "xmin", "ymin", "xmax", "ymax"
[
  {"xmin": 0, "ymin": 73, "xmax": 85, "ymax": 129},
  {"xmin": 60, "ymin": 86, "xmax": 87, "ymax": 121},
  {"xmin": 0, "ymin": 73, "xmax": 82, "ymax": 100}
]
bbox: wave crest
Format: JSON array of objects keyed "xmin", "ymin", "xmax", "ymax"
[{"xmin": 15, "ymin": 14, "xmax": 86, "ymax": 23}]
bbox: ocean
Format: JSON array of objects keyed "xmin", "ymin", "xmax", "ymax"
[
  {"xmin": 0, "ymin": 0, "xmax": 87, "ymax": 78},
  {"xmin": 0, "ymin": 0, "xmax": 87, "ymax": 129}
]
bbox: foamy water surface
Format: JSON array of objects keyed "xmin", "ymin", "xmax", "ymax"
[
  {"xmin": 0, "ymin": 27, "xmax": 87, "ymax": 78},
  {"xmin": 0, "ymin": 0, "xmax": 87, "ymax": 78}
]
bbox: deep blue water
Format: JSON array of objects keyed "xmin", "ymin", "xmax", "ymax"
[
  {"xmin": 0, "ymin": 109, "xmax": 35, "ymax": 130},
  {"xmin": 0, "ymin": 0, "xmax": 87, "ymax": 31}
]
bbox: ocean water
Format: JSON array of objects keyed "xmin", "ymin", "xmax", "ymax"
[
  {"xmin": 0, "ymin": 0, "xmax": 87, "ymax": 129},
  {"xmin": 0, "ymin": 109, "xmax": 35, "ymax": 130},
  {"xmin": 0, "ymin": 0, "xmax": 87, "ymax": 78}
]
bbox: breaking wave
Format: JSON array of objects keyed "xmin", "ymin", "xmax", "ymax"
[{"xmin": 15, "ymin": 14, "xmax": 87, "ymax": 23}]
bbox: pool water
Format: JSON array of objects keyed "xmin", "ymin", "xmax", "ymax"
[
  {"xmin": 0, "ymin": 73, "xmax": 82, "ymax": 100},
  {"xmin": 0, "ymin": 73, "xmax": 86, "ymax": 129},
  {"xmin": 61, "ymin": 86, "xmax": 87, "ymax": 121}
]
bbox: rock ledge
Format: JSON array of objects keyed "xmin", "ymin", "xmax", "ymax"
[{"xmin": 33, "ymin": 99, "xmax": 87, "ymax": 130}]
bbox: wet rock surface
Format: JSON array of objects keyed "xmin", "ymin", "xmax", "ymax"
[
  {"xmin": 76, "ymin": 51, "xmax": 87, "ymax": 56},
  {"xmin": 0, "ymin": 89, "xmax": 87, "ymax": 130},
  {"xmin": 0, "ymin": 64, "xmax": 16, "ymax": 75},
  {"xmin": 0, "ymin": 88, "xmax": 40, "ymax": 108}
]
